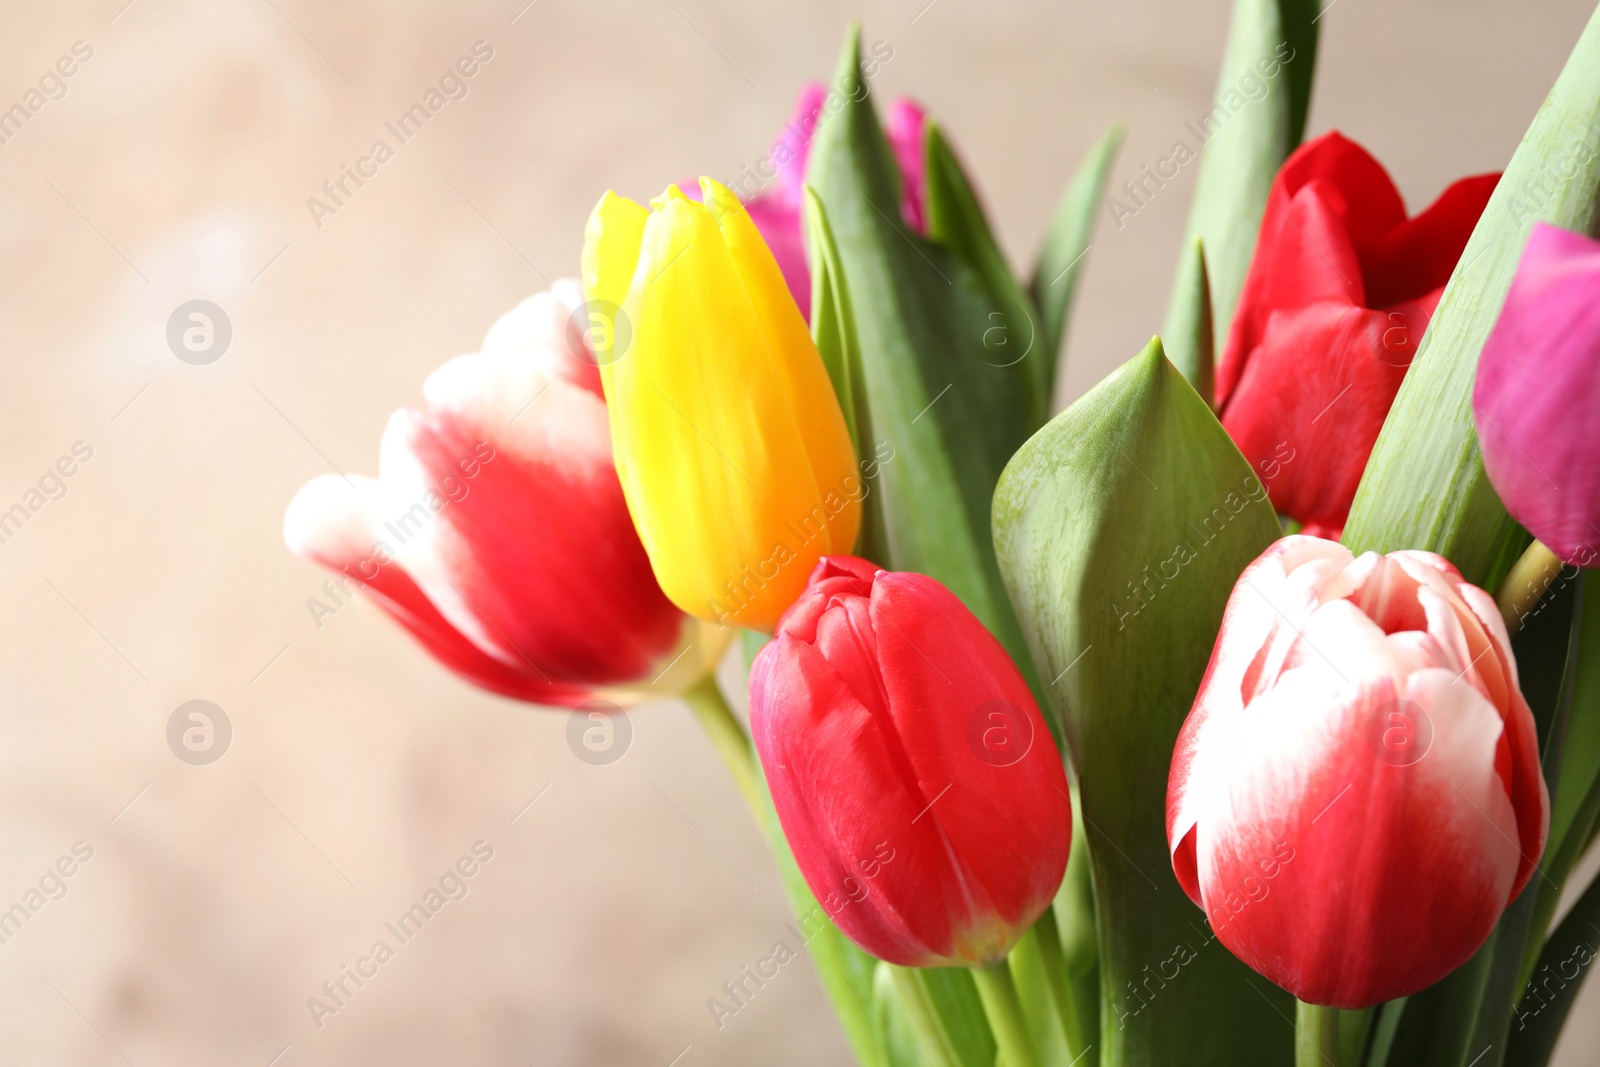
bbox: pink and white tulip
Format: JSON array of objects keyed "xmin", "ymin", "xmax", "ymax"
[
  {"xmin": 284, "ymin": 281, "xmax": 726, "ymax": 707},
  {"xmin": 1167, "ymin": 536, "xmax": 1548, "ymax": 1008},
  {"xmin": 1474, "ymin": 221, "xmax": 1600, "ymax": 565}
]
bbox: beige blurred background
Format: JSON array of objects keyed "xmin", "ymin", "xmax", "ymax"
[{"xmin": 0, "ymin": 0, "xmax": 1596, "ymax": 1063}]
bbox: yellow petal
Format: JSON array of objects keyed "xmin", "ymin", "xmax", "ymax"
[
  {"xmin": 581, "ymin": 191, "xmax": 648, "ymax": 312},
  {"xmin": 702, "ymin": 177, "xmax": 861, "ymax": 557},
  {"xmin": 597, "ymin": 183, "xmax": 863, "ymax": 630}
]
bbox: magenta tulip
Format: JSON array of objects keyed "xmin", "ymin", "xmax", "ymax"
[
  {"xmin": 1474, "ymin": 221, "xmax": 1600, "ymax": 565},
  {"xmin": 1167, "ymin": 536, "xmax": 1548, "ymax": 1008},
  {"xmin": 284, "ymin": 281, "xmax": 726, "ymax": 707},
  {"xmin": 750, "ymin": 556, "xmax": 1070, "ymax": 967}
]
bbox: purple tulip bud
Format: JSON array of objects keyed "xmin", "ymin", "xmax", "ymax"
[{"xmin": 1474, "ymin": 222, "xmax": 1600, "ymax": 565}]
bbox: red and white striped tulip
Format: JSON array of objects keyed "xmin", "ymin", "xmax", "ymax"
[
  {"xmin": 284, "ymin": 281, "xmax": 726, "ymax": 707},
  {"xmin": 1167, "ymin": 536, "xmax": 1548, "ymax": 1008}
]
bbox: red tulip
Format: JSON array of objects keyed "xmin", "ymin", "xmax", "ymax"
[
  {"xmin": 1217, "ymin": 131, "xmax": 1498, "ymax": 535},
  {"xmin": 1474, "ymin": 222, "xmax": 1600, "ymax": 565},
  {"xmin": 749, "ymin": 556, "xmax": 1070, "ymax": 966},
  {"xmin": 1167, "ymin": 536, "xmax": 1548, "ymax": 1008},
  {"xmin": 284, "ymin": 281, "xmax": 726, "ymax": 707}
]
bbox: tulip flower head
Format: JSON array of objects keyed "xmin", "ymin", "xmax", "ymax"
[
  {"xmin": 1167, "ymin": 536, "xmax": 1548, "ymax": 1008},
  {"xmin": 284, "ymin": 282, "xmax": 726, "ymax": 707},
  {"xmin": 1474, "ymin": 221, "xmax": 1600, "ymax": 565},
  {"xmin": 583, "ymin": 178, "xmax": 862, "ymax": 631},
  {"xmin": 750, "ymin": 556, "xmax": 1071, "ymax": 967},
  {"xmin": 1217, "ymin": 132, "xmax": 1498, "ymax": 535}
]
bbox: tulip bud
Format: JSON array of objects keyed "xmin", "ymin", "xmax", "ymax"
[
  {"xmin": 750, "ymin": 556, "xmax": 1071, "ymax": 967},
  {"xmin": 1474, "ymin": 222, "xmax": 1600, "ymax": 566},
  {"xmin": 1167, "ymin": 536, "xmax": 1549, "ymax": 1008},
  {"xmin": 1216, "ymin": 132, "xmax": 1497, "ymax": 534},
  {"xmin": 582, "ymin": 179, "xmax": 862, "ymax": 631},
  {"xmin": 284, "ymin": 281, "xmax": 727, "ymax": 707}
]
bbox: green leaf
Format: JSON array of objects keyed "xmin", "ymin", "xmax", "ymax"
[
  {"xmin": 993, "ymin": 338, "xmax": 1292, "ymax": 1066},
  {"xmin": 807, "ymin": 185, "xmax": 865, "ymax": 457},
  {"xmin": 1518, "ymin": 572, "xmax": 1600, "ymax": 990},
  {"xmin": 1162, "ymin": 0, "xmax": 1320, "ymax": 364},
  {"xmin": 1163, "ymin": 237, "xmax": 1215, "ymax": 407},
  {"xmin": 1503, "ymin": 866, "xmax": 1600, "ymax": 1067},
  {"xmin": 808, "ymin": 25, "xmax": 1038, "ymax": 687},
  {"xmin": 1466, "ymin": 578, "xmax": 1588, "ymax": 1067},
  {"xmin": 805, "ymin": 185, "xmax": 888, "ymax": 561},
  {"xmin": 1342, "ymin": 4, "xmax": 1600, "ymax": 589},
  {"xmin": 1032, "ymin": 124, "xmax": 1124, "ymax": 403},
  {"xmin": 924, "ymin": 122, "xmax": 1050, "ymax": 429},
  {"xmin": 1363, "ymin": 997, "xmax": 1408, "ymax": 1067}
]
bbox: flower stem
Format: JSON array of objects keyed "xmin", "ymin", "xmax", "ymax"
[
  {"xmin": 971, "ymin": 961, "xmax": 1044, "ymax": 1067},
  {"xmin": 1031, "ymin": 906, "xmax": 1087, "ymax": 1055},
  {"xmin": 1296, "ymin": 999, "xmax": 1341, "ymax": 1067},
  {"xmin": 681, "ymin": 673, "xmax": 761, "ymax": 814},
  {"xmin": 1496, "ymin": 539, "xmax": 1564, "ymax": 632}
]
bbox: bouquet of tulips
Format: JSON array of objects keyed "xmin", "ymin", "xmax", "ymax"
[{"xmin": 283, "ymin": 2, "xmax": 1600, "ymax": 1065}]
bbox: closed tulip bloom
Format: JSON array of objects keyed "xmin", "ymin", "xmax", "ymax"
[
  {"xmin": 750, "ymin": 556, "xmax": 1071, "ymax": 966},
  {"xmin": 1218, "ymin": 132, "xmax": 1498, "ymax": 535},
  {"xmin": 284, "ymin": 282, "xmax": 726, "ymax": 707},
  {"xmin": 583, "ymin": 178, "xmax": 861, "ymax": 631},
  {"xmin": 1474, "ymin": 222, "xmax": 1600, "ymax": 565},
  {"xmin": 1167, "ymin": 537, "xmax": 1548, "ymax": 1008}
]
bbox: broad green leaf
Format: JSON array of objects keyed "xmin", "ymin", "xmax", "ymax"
[
  {"xmin": 808, "ymin": 26, "xmax": 1037, "ymax": 687},
  {"xmin": 1342, "ymin": 4, "xmax": 1600, "ymax": 590},
  {"xmin": 1162, "ymin": 0, "xmax": 1320, "ymax": 366},
  {"xmin": 1032, "ymin": 124, "xmax": 1123, "ymax": 404},
  {"xmin": 924, "ymin": 122, "xmax": 1050, "ymax": 429},
  {"xmin": 1163, "ymin": 237, "xmax": 1215, "ymax": 407},
  {"xmin": 993, "ymin": 338, "xmax": 1292, "ymax": 1067}
]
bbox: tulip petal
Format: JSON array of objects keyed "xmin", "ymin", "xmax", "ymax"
[
  {"xmin": 750, "ymin": 633, "xmax": 963, "ymax": 966},
  {"xmin": 602, "ymin": 187, "xmax": 859, "ymax": 628},
  {"xmin": 1196, "ymin": 666, "xmax": 1521, "ymax": 1008},
  {"xmin": 870, "ymin": 572, "xmax": 1071, "ymax": 945},
  {"xmin": 284, "ymin": 474, "xmax": 592, "ymax": 705},
  {"xmin": 1474, "ymin": 223, "xmax": 1600, "ymax": 564}
]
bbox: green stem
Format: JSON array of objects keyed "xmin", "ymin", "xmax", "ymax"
[
  {"xmin": 1496, "ymin": 540, "xmax": 1564, "ymax": 633},
  {"xmin": 972, "ymin": 961, "xmax": 1044, "ymax": 1067},
  {"xmin": 681, "ymin": 673, "xmax": 761, "ymax": 814},
  {"xmin": 1296, "ymin": 1000, "xmax": 1341, "ymax": 1067},
  {"xmin": 1031, "ymin": 906, "xmax": 1087, "ymax": 1055}
]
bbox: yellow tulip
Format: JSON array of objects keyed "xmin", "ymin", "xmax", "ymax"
[{"xmin": 581, "ymin": 178, "xmax": 861, "ymax": 631}]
